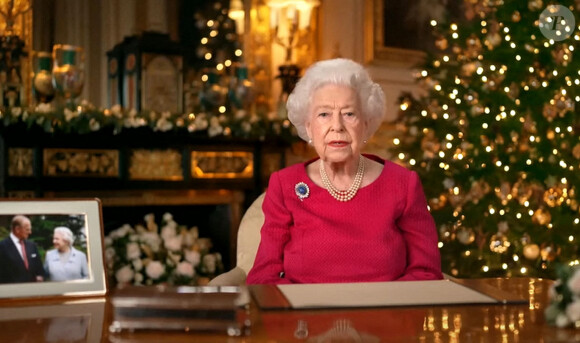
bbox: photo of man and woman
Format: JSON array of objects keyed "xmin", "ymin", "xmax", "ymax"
[{"xmin": 0, "ymin": 214, "xmax": 90, "ymax": 284}]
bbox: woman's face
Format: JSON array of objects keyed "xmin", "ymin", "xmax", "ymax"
[
  {"xmin": 306, "ymin": 84, "xmax": 366, "ymax": 164},
  {"xmin": 53, "ymin": 232, "xmax": 69, "ymax": 251}
]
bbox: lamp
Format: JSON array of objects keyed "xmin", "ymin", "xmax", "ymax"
[
  {"xmin": 0, "ymin": 0, "xmax": 31, "ymax": 107},
  {"xmin": 228, "ymin": 0, "xmax": 245, "ymax": 35},
  {"xmin": 267, "ymin": 0, "xmax": 320, "ymax": 63},
  {"xmin": 0, "ymin": 0, "xmax": 31, "ymax": 35},
  {"xmin": 267, "ymin": 0, "xmax": 319, "ymax": 117}
]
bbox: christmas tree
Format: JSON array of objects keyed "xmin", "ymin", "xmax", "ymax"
[{"xmin": 393, "ymin": 0, "xmax": 580, "ymax": 278}]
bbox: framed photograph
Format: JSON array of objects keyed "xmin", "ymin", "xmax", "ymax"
[
  {"xmin": 0, "ymin": 199, "xmax": 107, "ymax": 300},
  {"xmin": 0, "ymin": 299, "xmax": 106, "ymax": 342}
]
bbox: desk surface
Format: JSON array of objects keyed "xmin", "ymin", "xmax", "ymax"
[{"xmin": 0, "ymin": 277, "xmax": 575, "ymax": 342}]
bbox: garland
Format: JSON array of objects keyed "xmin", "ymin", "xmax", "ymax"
[{"xmin": 0, "ymin": 102, "xmax": 299, "ymax": 142}]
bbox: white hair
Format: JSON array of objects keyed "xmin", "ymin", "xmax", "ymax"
[
  {"xmin": 54, "ymin": 226, "xmax": 74, "ymax": 245},
  {"xmin": 286, "ymin": 58, "xmax": 386, "ymax": 142}
]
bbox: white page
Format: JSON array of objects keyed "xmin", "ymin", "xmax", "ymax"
[{"xmin": 277, "ymin": 280, "xmax": 497, "ymax": 309}]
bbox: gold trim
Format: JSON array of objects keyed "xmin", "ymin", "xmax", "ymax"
[
  {"xmin": 191, "ymin": 151, "xmax": 253, "ymax": 179},
  {"xmin": 128, "ymin": 149, "xmax": 183, "ymax": 181},
  {"xmin": 8, "ymin": 148, "xmax": 33, "ymax": 176},
  {"xmin": 43, "ymin": 148, "xmax": 119, "ymax": 177}
]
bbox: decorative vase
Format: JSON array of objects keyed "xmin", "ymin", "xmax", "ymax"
[
  {"xmin": 32, "ymin": 51, "xmax": 55, "ymax": 104},
  {"xmin": 52, "ymin": 44, "xmax": 84, "ymax": 107}
]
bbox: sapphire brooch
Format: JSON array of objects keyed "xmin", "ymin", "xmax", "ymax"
[{"xmin": 294, "ymin": 182, "xmax": 310, "ymax": 201}]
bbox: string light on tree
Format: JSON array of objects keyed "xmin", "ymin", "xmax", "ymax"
[{"xmin": 393, "ymin": 0, "xmax": 580, "ymax": 278}]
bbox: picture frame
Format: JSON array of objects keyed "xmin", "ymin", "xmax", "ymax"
[
  {"xmin": 0, "ymin": 299, "xmax": 106, "ymax": 342},
  {"xmin": 0, "ymin": 199, "xmax": 107, "ymax": 300},
  {"xmin": 370, "ymin": 0, "xmax": 426, "ymax": 67}
]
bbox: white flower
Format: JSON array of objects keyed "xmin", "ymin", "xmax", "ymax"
[
  {"xmin": 89, "ymin": 118, "xmax": 100, "ymax": 131},
  {"xmin": 203, "ymin": 254, "xmax": 217, "ymax": 274},
  {"xmin": 144, "ymin": 213, "xmax": 155, "ymax": 224},
  {"xmin": 164, "ymin": 235, "xmax": 183, "ymax": 252},
  {"xmin": 162, "ymin": 212, "xmax": 173, "ymax": 222},
  {"xmin": 111, "ymin": 104, "xmax": 123, "ymax": 116},
  {"xmin": 139, "ymin": 232, "xmax": 161, "ymax": 253},
  {"xmin": 176, "ymin": 261, "xmax": 195, "ymax": 277},
  {"xmin": 132, "ymin": 259, "xmax": 143, "ymax": 271},
  {"xmin": 115, "ymin": 265, "xmax": 134, "ymax": 284},
  {"xmin": 556, "ymin": 313, "xmax": 571, "ymax": 328},
  {"xmin": 194, "ymin": 114, "xmax": 209, "ymax": 130},
  {"xmin": 145, "ymin": 261, "xmax": 165, "ymax": 280},
  {"xmin": 185, "ymin": 250, "xmax": 201, "ymax": 266},
  {"xmin": 35, "ymin": 102, "xmax": 54, "ymax": 113},
  {"xmin": 568, "ymin": 270, "xmax": 580, "ymax": 295},
  {"xmin": 126, "ymin": 242, "xmax": 141, "ymax": 260},
  {"xmin": 109, "ymin": 224, "xmax": 134, "ymax": 239},
  {"xmin": 11, "ymin": 107, "xmax": 22, "ymax": 117},
  {"xmin": 105, "ymin": 247, "xmax": 116, "ymax": 262},
  {"xmin": 183, "ymin": 231, "xmax": 197, "ymax": 247},
  {"xmin": 64, "ymin": 108, "xmax": 79, "ymax": 121},
  {"xmin": 161, "ymin": 221, "xmax": 177, "ymax": 241},
  {"xmin": 134, "ymin": 273, "xmax": 144, "ymax": 285},
  {"xmin": 208, "ymin": 119, "xmax": 223, "ymax": 137},
  {"xmin": 566, "ymin": 301, "xmax": 580, "ymax": 322},
  {"xmin": 104, "ymin": 236, "xmax": 113, "ymax": 247}
]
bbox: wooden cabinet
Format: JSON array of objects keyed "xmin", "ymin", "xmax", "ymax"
[{"xmin": 0, "ymin": 125, "xmax": 288, "ymax": 268}]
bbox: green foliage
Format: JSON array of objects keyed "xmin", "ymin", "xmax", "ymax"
[{"xmin": 392, "ymin": 1, "xmax": 579, "ymax": 278}]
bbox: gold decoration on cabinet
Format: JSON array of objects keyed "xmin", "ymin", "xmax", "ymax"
[
  {"xmin": 129, "ymin": 149, "xmax": 183, "ymax": 181},
  {"xmin": 8, "ymin": 148, "xmax": 33, "ymax": 176},
  {"xmin": 191, "ymin": 151, "xmax": 253, "ymax": 178},
  {"xmin": 43, "ymin": 148, "xmax": 119, "ymax": 177}
]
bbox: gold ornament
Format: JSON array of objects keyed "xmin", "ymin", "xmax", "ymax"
[
  {"xmin": 485, "ymin": 32, "xmax": 501, "ymax": 49},
  {"xmin": 573, "ymin": 143, "xmax": 580, "ymax": 159},
  {"xmin": 497, "ymin": 221, "xmax": 509, "ymax": 234},
  {"xmin": 546, "ymin": 130, "xmax": 555, "ymax": 140},
  {"xmin": 457, "ymin": 227, "xmax": 475, "ymax": 245},
  {"xmin": 551, "ymin": 45, "xmax": 572, "ymax": 66},
  {"xmin": 523, "ymin": 243, "xmax": 540, "ymax": 260},
  {"xmin": 465, "ymin": 34, "xmax": 483, "ymax": 58},
  {"xmin": 540, "ymin": 243, "xmax": 560, "ymax": 262},
  {"xmin": 542, "ymin": 103, "xmax": 558, "ymax": 121},
  {"xmin": 439, "ymin": 224, "xmax": 453, "ymax": 242},
  {"xmin": 429, "ymin": 194, "xmax": 448, "ymax": 210},
  {"xmin": 528, "ymin": 0, "xmax": 543, "ymax": 11},
  {"xmin": 512, "ymin": 180, "xmax": 533, "ymax": 205},
  {"xmin": 512, "ymin": 11, "xmax": 521, "ymax": 22},
  {"xmin": 543, "ymin": 187, "xmax": 565, "ymax": 207},
  {"xmin": 521, "ymin": 233, "xmax": 531, "ymax": 245},
  {"xmin": 489, "ymin": 234, "xmax": 510, "ymax": 254},
  {"xmin": 435, "ymin": 36, "xmax": 448, "ymax": 50},
  {"xmin": 421, "ymin": 130, "xmax": 441, "ymax": 159},
  {"xmin": 532, "ymin": 208, "xmax": 552, "ymax": 226}
]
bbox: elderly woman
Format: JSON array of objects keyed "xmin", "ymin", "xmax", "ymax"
[
  {"xmin": 44, "ymin": 226, "xmax": 89, "ymax": 281},
  {"xmin": 246, "ymin": 58, "xmax": 442, "ymax": 284}
]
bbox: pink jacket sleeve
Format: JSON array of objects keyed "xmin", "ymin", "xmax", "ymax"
[
  {"xmin": 395, "ymin": 172, "xmax": 443, "ymax": 281},
  {"xmin": 246, "ymin": 171, "xmax": 293, "ymax": 284}
]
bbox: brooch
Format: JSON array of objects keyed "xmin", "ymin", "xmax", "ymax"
[{"xmin": 294, "ymin": 182, "xmax": 310, "ymax": 201}]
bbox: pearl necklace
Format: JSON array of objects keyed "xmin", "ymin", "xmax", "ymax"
[{"xmin": 319, "ymin": 155, "xmax": 365, "ymax": 202}]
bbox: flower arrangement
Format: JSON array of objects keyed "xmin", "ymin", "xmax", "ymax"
[
  {"xmin": 545, "ymin": 264, "xmax": 580, "ymax": 328},
  {"xmin": 104, "ymin": 212, "xmax": 224, "ymax": 287},
  {"xmin": 0, "ymin": 101, "xmax": 298, "ymax": 142}
]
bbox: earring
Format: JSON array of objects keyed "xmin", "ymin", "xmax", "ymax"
[
  {"xmin": 308, "ymin": 139, "xmax": 312, "ymax": 144},
  {"xmin": 363, "ymin": 140, "xmax": 367, "ymax": 144}
]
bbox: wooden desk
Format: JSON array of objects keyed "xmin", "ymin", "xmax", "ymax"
[{"xmin": 0, "ymin": 278, "xmax": 575, "ymax": 342}]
